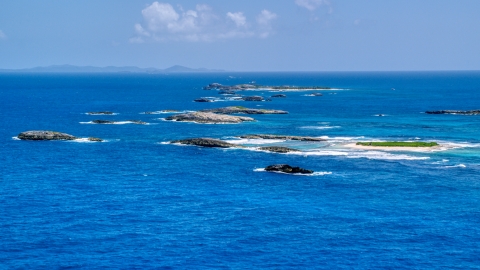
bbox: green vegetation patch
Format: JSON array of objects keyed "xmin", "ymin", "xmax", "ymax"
[{"xmin": 356, "ymin": 141, "xmax": 439, "ymax": 147}]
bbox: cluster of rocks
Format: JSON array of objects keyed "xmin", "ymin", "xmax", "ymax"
[
  {"xmin": 425, "ymin": 110, "xmax": 480, "ymax": 115},
  {"xmin": 17, "ymin": 130, "xmax": 102, "ymax": 142}
]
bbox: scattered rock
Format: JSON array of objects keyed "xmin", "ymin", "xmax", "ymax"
[
  {"xmin": 242, "ymin": 96, "xmax": 264, "ymax": 102},
  {"xmin": 87, "ymin": 111, "xmax": 115, "ymax": 115},
  {"xmin": 271, "ymin": 94, "xmax": 286, "ymax": 98},
  {"xmin": 170, "ymin": 138, "xmax": 239, "ymax": 148},
  {"xmin": 165, "ymin": 112, "xmax": 254, "ymax": 124},
  {"xmin": 239, "ymin": 134, "xmax": 326, "ymax": 141},
  {"xmin": 258, "ymin": 146, "xmax": 300, "ymax": 153},
  {"xmin": 425, "ymin": 110, "xmax": 480, "ymax": 115},
  {"xmin": 17, "ymin": 130, "xmax": 77, "ymax": 141},
  {"xmin": 87, "ymin": 137, "xmax": 103, "ymax": 142},
  {"xmin": 265, "ymin": 164, "xmax": 313, "ymax": 174},
  {"xmin": 200, "ymin": 106, "xmax": 288, "ymax": 115}
]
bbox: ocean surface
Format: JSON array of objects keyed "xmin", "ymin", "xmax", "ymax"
[{"xmin": 1, "ymin": 71, "xmax": 480, "ymax": 269}]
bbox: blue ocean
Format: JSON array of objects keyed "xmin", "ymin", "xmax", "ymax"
[{"xmin": 1, "ymin": 71, "xmax": 480, "ymax": 269}]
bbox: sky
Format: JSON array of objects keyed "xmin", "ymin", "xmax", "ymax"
[{"xmin": 1, "ymin": 0, "xmax": 480, "ymax": 71}]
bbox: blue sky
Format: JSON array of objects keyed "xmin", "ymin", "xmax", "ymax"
[{"xmin": 1, "ymin": 0, "xmax": 479, "ymax": 71}]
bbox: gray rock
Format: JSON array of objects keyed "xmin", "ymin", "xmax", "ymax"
[
  {"xmin": 271, "ymin": 94, "xmax": 287, "ymax": 98},
  {"xmin": 242, "ymin": 96, "xmax": 264, "ymax": 101},
  {"xmin": 87, "ymin": 137, "xmax": 103, "ymax": 142},
  {"xmin": 170, "ymin": 138, "xmax": 239, "ymax": 148},
  {"xmin": 265, "ymin": 164, "xmax": 313, "ymax": 174},
  {"xmin": 165, "ymin": 112, "xmax": 254, "ymax": 124},
  {"xmin": 200, "ymin": 106, "xmax": 288, "ymax": 115},
  {"xmin": 239, "ymin": 134, "xmax": 326, "ymax": 141},
  {"xmin": 18, "ymin": 130, "xmax": 77, "ymax": 141}
]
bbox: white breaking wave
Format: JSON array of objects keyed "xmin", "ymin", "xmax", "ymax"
[
  {"xmin": 12, "ymin": 136, "xmax": 20, "ymax": 140},
  {"xmin": 140, "ymin": 110, "xmax": 192, "ymax": 114},
  {"xmin": 445, "ymin": 164, "xmax": 467, "ymax": 168},
  {"xmin": 80, "ymin": 121, "xmax": 151, "ymax": 125},
  {"xmin": 285, "ymin": 149, "xmax": 429, "ymax": 160},
  {"xmin": 254, "ymin": 168, "xmax": 332, "ymax": 176},
  {"xmin": 85, "ymin": 113, "xmax": 119, "ymax": 115},
  {"xmin": 300, "ymin": 126, "xmax": 341, "ymax": 130}
]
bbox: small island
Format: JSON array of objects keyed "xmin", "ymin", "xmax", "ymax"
[{"xmin": 203, "ymin": 83, "xmax": 331, "ymax": 91}]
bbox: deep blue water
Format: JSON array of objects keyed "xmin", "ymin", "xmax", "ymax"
[{"xmin": 1, "ymin": 71, "xmax": 480, "ymax": 269}]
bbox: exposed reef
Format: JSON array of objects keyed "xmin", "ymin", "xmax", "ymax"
[
  {"xmin": 170, "ymin": 138, "xmax": 240, "ymax": 148},
  {"xmin": 271, "ymin": 94, "xmax": 287, "ymax": 98},
  {"xmin": 18, "ymin": 130, "xmax": 77, "ymax": 140},
  {"xmin": 258, "ymin": 146, "xmax": 300, "ymax": 153},
  {"xmin": 239, "ymin": 134, "xmax": 326, "ymax": 142},
  {"xmin": 200, "ymin": 106, "xmax": 288, "ymax": 115},
  {"xmin": 265, "ymin": 164, "xmax": 314, "ymax": 174},
  {"xmin": 165, "ymin": 112, "xmax": 254, "ymax": 124},
  {"xmin": 425, "ymin": 110, "xmax": 480, "ymax": 115}
]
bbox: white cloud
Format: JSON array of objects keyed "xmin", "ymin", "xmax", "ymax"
[
  {"xmin": 257, "ymin": 10, "xmax": 277, "ymax": 38},
  {"xmin": 0, "ymin": 30, "xmax": 6, "ymax": 40},
  {"xmin": 295, "ymin": 0, "xmax": 332, "ymax": 13},
  {"xmin": 130, "ymin": 2, "xmax": 277, "ymax": 42},
  {"xmin": 227, "ymin": 12, "xmax": 247, "ymax": 27}
]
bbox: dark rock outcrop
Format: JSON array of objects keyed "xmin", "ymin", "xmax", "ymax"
[
  {"xmin": 200, "ymin": 106, "xmax": 288, "ymax": 115},
  {"xmin": 92, "ymin": 120, "xmax": 146, "ymax": 124},
  {"xmin": 239, "ymin": 134, "xmax": 326, "ymax": 142},
  {"xmin": 18, "ymin": 130, "xmax": 77, "ymax": 141},
  {"xmin": 87, "ymin": 137, "xmax": 103, "ymax": 142},
  {"xmin": 258, "ymin": 146, "xmax": 300, "ymax": 153},
  {"xmin": 271, "ymin": 94, "xmax": 287, "ymax": 98},
  {"xmin": 219, "ymin": 90, "xmax": 236, "ymax": 95},
  {"xmin": 165, "ymin": 112, "xmax": 254, "ymax": 124},
  {"xmin": 194, "ymin": 98, "xmax": 214, "ymax": 102},
  {"xmin": 242, "ymin": 96, "xmax": 264, "ymax": 102},
  {"xmin": 265, "ymin": 164, "xmax": 313, "ymax": 174},
  {"xmin": 170, "ymin": 138, "xmax": 239, "ymax": 148},
  {"xmin": 87, "ymin": 111, "xmax": 114, "ymax": 115},
  {"xmin": 425, "ymin": 110, "xmax": 480, "ymax": 115}
]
